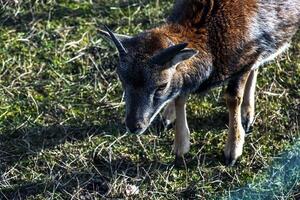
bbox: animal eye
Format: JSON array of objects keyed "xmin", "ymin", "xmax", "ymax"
[{"xmin": 155, "ymin": 83, "xmax": 168, "ymax": 96}]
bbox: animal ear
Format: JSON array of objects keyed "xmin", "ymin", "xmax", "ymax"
[
  {"xmin": 150, "ymin": 43, "xmax": 189, "ymax": 66},
  {"xmin": 150, "ymin": 43, "xmax": 198, "ymax": 68},
  {"xmin": 169, "ymin": 48, "xmax": 198, "ymax": 66}
]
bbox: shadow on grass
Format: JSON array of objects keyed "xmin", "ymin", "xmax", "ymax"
[
  {"xmin": 0, "ymin": 122, "xmax": 124, "ymax": 198},
  {"xmin": 0, "ymin": 106, "xmax": 226, "ymax": 199},
  {"xmin": 0, "ymin": 156, "xmax": 171, "ymax": 199},
  {"xmin": 1, "ymin": 5, "xmax": 94, "ymax": 31},
  {"xmin": 0, "ymin": 122, "xmax": 125, "ymax": 167},
  {"xmin": 1, "ymin": 0, "xmax": 153, "ymax": 32},
  {"xmin": 1, "ymin": 151, "xmax": 201, "ymax": 198}
]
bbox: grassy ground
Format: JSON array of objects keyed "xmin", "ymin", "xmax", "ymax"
[{"xmin": 0, "ymin": 0, "xmax": 299, "ymax": 199}]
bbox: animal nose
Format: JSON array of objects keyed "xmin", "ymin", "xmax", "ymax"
[{"xmin": 127, "ymin": 122, "xmax": 144, "ymax": 134}]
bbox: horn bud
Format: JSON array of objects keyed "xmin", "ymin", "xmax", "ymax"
[{"xmin": 103, "ymin": 25, "xmax": 128, "ymax": 56}]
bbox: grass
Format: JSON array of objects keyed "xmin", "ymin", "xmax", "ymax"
[{"xmin": 0, "ymin": 0, "xmax": 299, "ymax": 199}]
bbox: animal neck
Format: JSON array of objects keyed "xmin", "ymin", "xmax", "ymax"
[
  {"xmin": 154, "ymin": 23, "xmax": 214, "ymax": 94},
  {"xmin": 168, "ymin": 0, "xmax": 215, "ymax": 29}
]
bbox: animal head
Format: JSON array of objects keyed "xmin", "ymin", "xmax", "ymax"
[{"xmin": 100, "ymin": 26, "xmax": 198, "ymax": 134}]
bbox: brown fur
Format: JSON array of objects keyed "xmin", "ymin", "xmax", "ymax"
[
  {"xmin": 102, "ymin": 0, "xmax": 300, "ymax": 165},
  {"xmin": 157, "ymin": 0, "xmax": 259, "ymax": 86}
]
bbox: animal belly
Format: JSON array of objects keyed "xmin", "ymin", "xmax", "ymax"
[{"xmin": 252, "ymin": 43, "xmax": 290, "ymax": 70}]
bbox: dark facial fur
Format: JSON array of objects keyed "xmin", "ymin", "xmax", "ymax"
[{"xmin": 116, "ymin": 35, "xmax": 185, "ymax": 133}]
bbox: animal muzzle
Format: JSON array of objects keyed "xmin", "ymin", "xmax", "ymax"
[{"xmin": 125, "ymin": 118, "xmax": 148, "ymax": 134}]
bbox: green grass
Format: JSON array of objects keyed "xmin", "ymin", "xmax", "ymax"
[{"xmin": 0, "ymin": 0, "xmax": 299, "ymax": 199}]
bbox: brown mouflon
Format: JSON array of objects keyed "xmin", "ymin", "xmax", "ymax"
[{"xmin": 100, "ymin": 0, "xmax": 300, "ymax": 166}]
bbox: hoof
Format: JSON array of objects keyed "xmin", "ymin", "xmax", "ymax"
[
  {"xmin": 174, "ymin": 154, "xmax": 194, "ymax": 169},
  {"xmin": 223, "ymin": 140, "xmax": 243, "ymax": 167},
  {"xmin": 242, "ymin": 118, "xmax": 254, "ymax": 135},
  {"xmin": 223, "ymin": 152, "xmax": 238, "ymax": 167},
  {"xmin": 174, "ymin": 155, "xmax": 185, "ymax": 168}
]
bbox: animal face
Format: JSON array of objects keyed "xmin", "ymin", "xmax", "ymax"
[
  {"xmin": 118, "ymin": 60, "xmax": 178, "ymax": 134},
  {"xmin": 100, "ymin": 26, "xmax": 198, "ymax": 134}
]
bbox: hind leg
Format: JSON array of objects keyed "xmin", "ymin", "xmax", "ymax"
[
  {"xmin": 162, "ymin": 100, "xmax": 176, "ymax": 126},
  {"xmin": 224, "ymin": 72, "xmax": 250, "ymax": 166},
  {"xmin": 241, "ymin": 69, "xmax": 258, "ymax": 133},
  {"xmin": 154, "ymin": 101, "xmax": 176, "ymax": 133}
]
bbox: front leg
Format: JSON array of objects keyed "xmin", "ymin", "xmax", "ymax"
[
  {"xmin": 224, "ymin": 72, "xmax": 250, "ymax": 166},
  {"xmin": 173, "ymin": 96, "xmax": 190, "ymax": 157}
]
